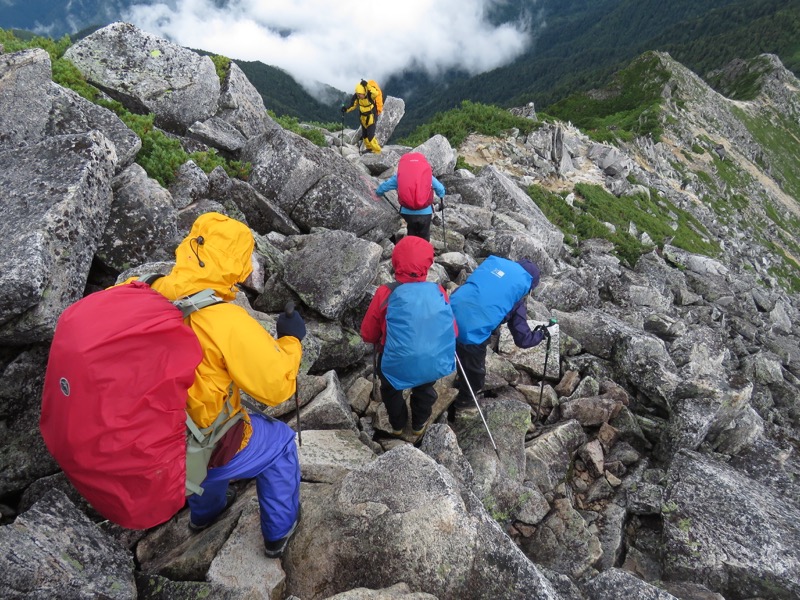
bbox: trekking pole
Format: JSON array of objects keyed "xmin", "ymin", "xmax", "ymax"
[
  {"xmin": 439, "ymin": 196, "xmax": 446, "ymax": 251},
  {"xmin": 285, "ymin": 301, "xmax": 302, "ymax": 446},
  {"xmin": 371, "ymin": 349, "xmax": 380, "ymax": 401},
  {"xmin": 340, "ymin": 113, "xmax": 345, "ymax": 157},
  {"xmin": 454, "ymin": 353, "xmax": 500, "ymax": 457},
  {"xmin": 533, "ymin": 318, "xmax": 559, "ymax": 426}
]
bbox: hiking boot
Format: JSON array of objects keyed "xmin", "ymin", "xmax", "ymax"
[
  {"xmin": 264, "ymin": 506, "xmax": 301, "ymax": 559},
  {"xmin": 188, "ymin": 487, "xmax": 237, "ymax": 532},
  {"xmin": 390, "ymin": 429, "xmax": 404, "ymax": 437},
  {"xmin": 411, "ymin": 423, "xmax": 428, "ymax": 437},
  {"xmin": 452, "ymin": 395, "xmax": 474, "ymax": 410}
]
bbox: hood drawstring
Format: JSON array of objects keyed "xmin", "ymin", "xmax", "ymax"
[{"xmin": 191, "ymin": 236, "xmax": 205, "ymax": 268}]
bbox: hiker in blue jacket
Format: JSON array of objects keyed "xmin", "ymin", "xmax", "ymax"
[
  {"xmin": 375, "ymin": 154, "xmax": 446, "ymax": 242},
  {"xmin": 450, "ymin": 257, "xmax": 544, "ymax": 410}
]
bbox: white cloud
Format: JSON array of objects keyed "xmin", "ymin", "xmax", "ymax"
[{"xmin": 123, "ymin": 0, "xmax": 536, "ymax": 93}]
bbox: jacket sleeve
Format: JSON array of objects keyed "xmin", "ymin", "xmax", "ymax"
[
  {"xmin": 432, "ymin": 176, "xmax": 446, "ymax": 198},
  {"xmin": 223, "ymin": 306, "xmax": 302, "ymax": 406},
  {"xmin": 360, "ymin": 285, "xmax": 390, "ymax": 347},
  {"xmin": 345, "ymin": 93, "xmax": 358, "ymax": 113},
  {"xmin": 505, "ymin": 296, "xmax": 544, "ymax": 349},
  {"xmin": 375, "ymin": 175, "xmax": 398, "ymax": 196}
]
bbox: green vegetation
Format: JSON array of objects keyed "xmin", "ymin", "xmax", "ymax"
[
  {"xmin": 119, "ymin": 112, "xmax": 250, "ymax": 186},
  {"xmin": 706, "ymin": 55, "xmax": 774, "ymax": 101},
  {"xmin": 455, "ymin": 155, "xmax": 478, "ymax": 174},
  {"xmin": 210, "ymin": 54, "xmax": 231, "ymax": 83},
  {"xmin": 0, "ymin": 28, "xmax": 250, "ymax": 187},
  {"xmin": 545, "ymin": 52, "xmax": 669, "ymax": 143},
  {"xmin": 732, "ymin": 106, "xmax": 800, "ymax": 203},
  {"xmin": 399, "ymin": 100, "xmax": 538, "ymax": 148},
  {"xmin": 527, "ymin": 182, "xmax": 719, "ymax": 267},
  {"xmin": 268, "ymin": 111, "xmax": 338, "ymax": 147}
]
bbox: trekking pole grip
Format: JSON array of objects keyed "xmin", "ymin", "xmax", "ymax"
[{"xmin": 284, "ymin": 300, "xmax": 301, "ymax": 446}]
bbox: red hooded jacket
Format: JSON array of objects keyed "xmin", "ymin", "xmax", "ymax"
[{"xmin": 360, "ymin": 236, "xmax": 457, "ymax": 349}]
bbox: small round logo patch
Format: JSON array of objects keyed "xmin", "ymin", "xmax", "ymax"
[{"xmin": 59, "ymin": 377, "xmax": 70, "ymax": 397}]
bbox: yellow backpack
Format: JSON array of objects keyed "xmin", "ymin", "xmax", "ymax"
[{"xmin": 363, "ymin": 79, "xmax": 384, "ymax": 114}]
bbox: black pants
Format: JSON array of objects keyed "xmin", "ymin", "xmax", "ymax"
[
  {"xmin": 378, "ymin": 355, "xmax": 437, "ymax": 431},
  {"xmin": 455, "ymin": 340, "xmax": 489, "ymax": 403},
  {"xmin": 402, "ymin": 213, "xmax": 432, "ymax": 241}
]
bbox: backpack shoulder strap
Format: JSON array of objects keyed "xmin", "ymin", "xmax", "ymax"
[
  {"xmin": 380, "ymin": 281, "xmax": 403, "ymax": 310},
  {"xmin": 173, "ymin": 288, "xmax": 224, "ymax": 318},
  {"xmin": 138, "ymin": 273, "xmax": 164, "ymax": 286}
]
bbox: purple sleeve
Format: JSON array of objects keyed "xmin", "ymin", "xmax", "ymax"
[{"xmin": 505, "ymin": 297, "xmax": 545, "ymax": 348}]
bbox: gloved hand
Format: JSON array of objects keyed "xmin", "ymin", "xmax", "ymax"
[
  {"xmin": 340, "ymin": 105, "xmax": 348, "ymax": 114},
  {"xmin": 277, "ymin": 311, "xmax": 306, "ymax": 341}
]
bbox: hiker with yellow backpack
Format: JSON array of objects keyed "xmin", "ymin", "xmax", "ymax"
[{"xmin": 342, "ymin": 78, "xmax": 383, "ymax": 154}]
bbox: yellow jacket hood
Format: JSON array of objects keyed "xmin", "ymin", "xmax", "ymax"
[{"xmin": 161, "ymin": 212, "xmax": 254, "ymax": 302}]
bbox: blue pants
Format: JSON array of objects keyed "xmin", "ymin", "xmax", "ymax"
[{"xmin": 188, "ymin": 413, "xmax": 300, "ymax": 542}]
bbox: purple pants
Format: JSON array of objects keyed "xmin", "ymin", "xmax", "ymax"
[{"xmin": 188, "ymin": 412, "xmax": 300, "ymax": 542}]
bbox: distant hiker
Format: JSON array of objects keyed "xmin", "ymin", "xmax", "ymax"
[
  {"xmin": 342, "ymin": 78, "xmax": 383, "ymax": 154},
  {"xmin": 360, "ymin": 236, "xmax": 458, "ymax": 436},
  {"xmin": 449, "ymin": 256, "xmax": 544, "ymax": 411},
  {"xmin": 376, "ymin": 152, "xmax": 446, "ymax": 242},
  {"xmin": 147, "ymin": 213, "xmax": 304, "ymax": 558}
]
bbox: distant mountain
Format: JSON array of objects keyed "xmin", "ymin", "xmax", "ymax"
[
  {"xmin": 2, "ymin": 0, "xmax": 798, "ymax": 140},
  {"xmin": 0, "ymin": 0, "xmax": 136, "ymax": 37},
  {"xmin": 387, "ymin": 0, "xmax": 800, "ymax": 138}
]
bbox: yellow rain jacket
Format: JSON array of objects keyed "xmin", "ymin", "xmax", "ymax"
[
  {"xmin": 129, "ymin": 212, "xmax": 302, "ymax": 451},
  {"xmin": 345, "ymin": 81, "xmax": 381, "ymax": 124}
]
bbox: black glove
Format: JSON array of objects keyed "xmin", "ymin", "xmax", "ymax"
[
  {"xmin": 340, "ymin": 105, "xmax": 348, "ymax": 114},
  {"xmin": 277, "ymin": 311, "xmax": 306, "ymax": 341}
]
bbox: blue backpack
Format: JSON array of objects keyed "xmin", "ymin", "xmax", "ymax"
[
  {"xmin": 450, "ymin": 256, "xmax": 533, "ymax": 345},
  {"xmin": 381, "ymin": 282, "xmax": 456, "ymax": 390}
]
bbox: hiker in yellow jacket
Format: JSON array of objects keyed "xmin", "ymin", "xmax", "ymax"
[
  {"xmin": 142, "ymin": 212, "xmax": 304, "ymax": 558},
  {"xmin": 342, "ymin": 79, "xmax": 383, "ymax": 154}
]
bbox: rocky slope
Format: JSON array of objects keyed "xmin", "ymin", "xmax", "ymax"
[{"xmin": 0, "ymin": 22, "xmax": 798, "ymax": 600}]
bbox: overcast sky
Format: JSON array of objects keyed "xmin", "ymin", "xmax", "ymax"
[{"xmin": 123, "ymin": 0, "xmax": 539, "ymax": 93}]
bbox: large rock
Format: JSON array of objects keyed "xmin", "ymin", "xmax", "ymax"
[
  {"xmin": 47, "ymin": 84, "xmax": 141, "ymax": 171},
  {"xmin": 0, "ymin": 47, "xmax": 139, "ymax": 169},
  {"xmin": 283, "ymin": 446, "xmax": 564, "ymax": 599},
  {"xmin": 242, "ymin": 126, "xmax": 396, "ymax": 237},
  {"xmin": 476, "ymin": 166, "xmax": 563, "ymax": 256},
  {"xmin": 64, "ymin": 22, "xmax": 220, "ymax": 133},
  {"xmin": 525, "ymin": 420, "xmax": 587, "ymax": 494},
  {"xmin": 0, "ymin": 131, "xmax": 116, "ymax": 344},
  {"xmin": 0, "ymin": 489, "xmax": 136, "ymax": 599},
  {"xmin": 663, "ymin": 450, "xmax": 800, "ymax": 599},
  {"xmin": 413, "ymin": 134, "xmax": 457, "ymax": 176},
  {"xmin": 217, "ymin": 61, "xmax": 274, "ymax": 139},
  {"xmin": 454, "ymin": 397, "xmax": 550, "ymax": 525},
  {"xmin": 284, "ymin": 230, "xmax": 382, "ymax": 319},
  {"xmin": 96, "ymin": 163, "xmax": 178, "ymax": 271},
  {"xmin": 555, "ymin": 309, "xmax": 679, "ymax": 411},
  {"xmin": 0, "ymin": 48, "xmax": 53, "ymax": 147},
  {"xmin": 0, "ymin": 349, "xmax": 59, "ymax": 498}
]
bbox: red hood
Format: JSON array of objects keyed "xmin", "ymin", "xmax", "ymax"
[{"xmin": 392, "ymin": 236, "xmax": 433, "ymax": 283}]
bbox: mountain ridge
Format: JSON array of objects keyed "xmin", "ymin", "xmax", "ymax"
[{"xmin": 1, "ymin": 0, "xmax": 798, "ymax": 136}]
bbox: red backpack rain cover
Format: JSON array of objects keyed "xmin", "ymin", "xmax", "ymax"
[
  {"xmin": 40, "ymin": 281, "xmax": 203, "ymax": 529},
  {"xmin": 396, "ymin": 152, "xmax": 434, "ymax": 210}
]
